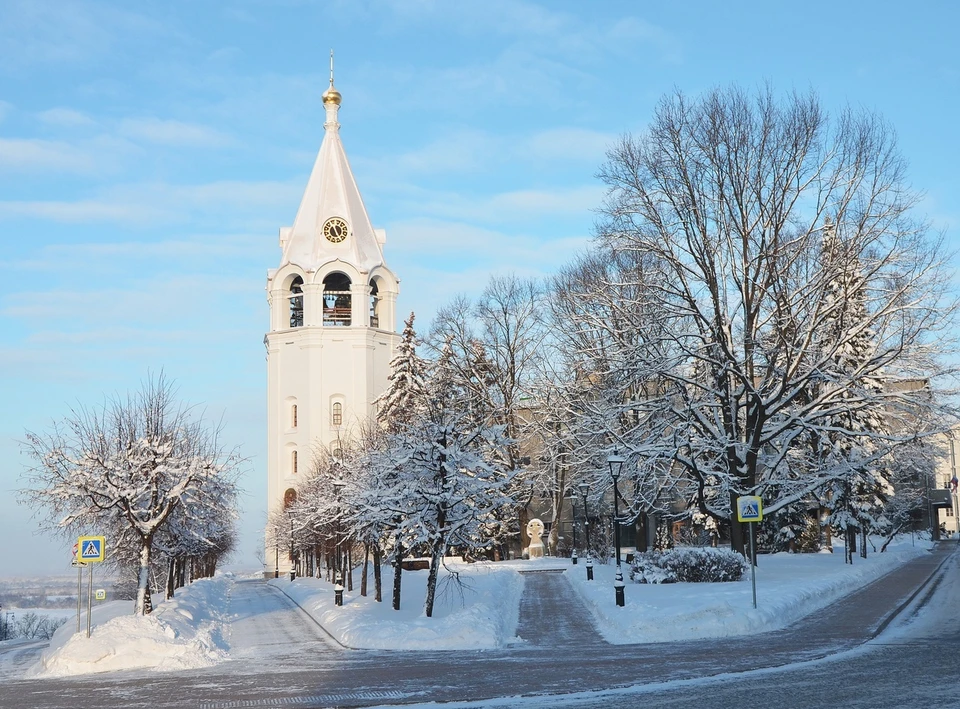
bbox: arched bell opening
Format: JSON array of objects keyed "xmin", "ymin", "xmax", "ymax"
[
  {"xmin": 322, "ymin": 272, "xmax": 352, "ymax": 326},
  {"xmin": 369, "ymin": 278, "xmax": 380, "ymax": 328},
  {"xmin": 288, "ymin": 276, "xmax": 304, "ymax": 328}
]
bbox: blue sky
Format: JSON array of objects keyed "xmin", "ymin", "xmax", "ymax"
[{"xmin": 2, "ymin": 0, "xmax": 958, "ymax": 576}]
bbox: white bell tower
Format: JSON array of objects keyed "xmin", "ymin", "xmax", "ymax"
[{"xmin": 264, "ymin": 55, "xmax": 400, "ymax": 575}]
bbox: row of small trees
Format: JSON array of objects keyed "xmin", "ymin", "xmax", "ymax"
[
  {"xmin": 0, "ymin": 611, "xmax": 67, "ymax": 641},
  {"xmin": 21, "ymin": 374, "xmax": 242, "ymax": 615},
  {"xmin": 280, "ymin": 86, "xmax": 957, "ymax": 598},
  {"xmin": 271, "ymin": 314, "xmax": 517, "ymax": 617}
]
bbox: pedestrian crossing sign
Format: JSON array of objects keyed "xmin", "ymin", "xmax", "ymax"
[
  {"xmin": 77, "ymin": 536, "xmax": 106, "ymax": 563},
  {"xmin": 736, "ymin": 496, "xmax": 763, "ymax": 523}
]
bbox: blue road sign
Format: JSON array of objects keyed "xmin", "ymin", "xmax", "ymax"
[{"xmin": 77, "ymin": 536, "xmax": 105, "ymax": 563}]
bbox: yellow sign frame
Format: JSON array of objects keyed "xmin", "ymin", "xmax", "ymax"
[
  {"xmin": 736, "ymin": 496, "xmax": 763, "ymax": 523},
  {"xmin": 77, "ymin": 535, "xmax": 106, "ymax": 563}
]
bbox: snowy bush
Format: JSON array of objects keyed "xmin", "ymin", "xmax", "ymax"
[{"xmin": 630, "ymin": 548, "xmax": 747, "ymax": 583}]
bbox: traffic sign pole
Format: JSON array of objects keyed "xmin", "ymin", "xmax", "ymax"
[
  {"xmin": 736, "ymin": 496, "xmax": 763, "ymax": 610},
  {"xmin": 750, "ymin": 522, "xmax": 757, "ymax": 609},
  {"xmin": 87, "ymin": 565, "xmax": 93, "ymax": 638},
  {"xmin": 75, "ymin": 535, "xmax": 105, "ymax": 638},
  {"xmin": 76, "ymin": 563, "xmax": 82, "ymax": 634}
]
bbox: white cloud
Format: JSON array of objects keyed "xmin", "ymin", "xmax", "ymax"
[
  {"xmin": 37, "ymin": 107, "xmax": 97, "ymax": 127},
  {"xmin": 118, "ymin": 117, "xmax": 233, "ymax": 147},
  {"xmin": 0, "ymin": 199, "xmax": 160, "ymax": 224},
  {"xmin": 526, "ymin": 128, "xmax": 617, "ymax": 163},
  {"xmin": 383, "ymin": 184, "xmax": 605, "ymax": 223},
  {"xmin": 0, "ymin": 178, "xmax": 301, "ymax": 226},
  {"xmin": 0, "ymin": 137, "xmax": 97, "ymax": 173},
  {"xmin": 391, "ymin": 130, "xmax": 498, "ymax": 174},
  {"xmin": 389, "ymin": 217, "xmax": 588, "ymax": 267},
  {"xmin": 0, "ymin": 1, "xmax": 174, "ymax": 72},
  {"xmin": 0, "ymin": 234, "xmax": 270, "ymax": 273}
]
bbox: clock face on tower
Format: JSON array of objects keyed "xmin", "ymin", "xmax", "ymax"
[{"xmin": 323, "ymin": 217, "xmax": 349, "ymax": 243}]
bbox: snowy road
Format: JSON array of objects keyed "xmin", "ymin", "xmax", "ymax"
[
  {"xmin": 514, "ymin": 571, "xmax": 605, "ymax": 648},
  {"xmin": 0, "ymin": 550, "xmax": 955, "ymax": 708},
  {"xmin": 226, "ymin": 579, "xmax": 342, "ymax": 659}
]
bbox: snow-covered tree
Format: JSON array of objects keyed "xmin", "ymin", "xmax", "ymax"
[
  {"xmin": 22, "ymin": 374, "xmax": 242, "ymax": 614},
  {"xmin": 384, "ymin": 347, "xmax": 516, "ymax": 617},
  {"xmin": 376, "ymin": 312, "xmax": 428, "ymax": 432},
  {"xmin": 591, "ymin": 85, "xmax": 958, "ymax": 553}
]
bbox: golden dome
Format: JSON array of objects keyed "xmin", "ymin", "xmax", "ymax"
[{"xmin": 322, "ymin": 84, "xmax": 342, "ymax": 105}]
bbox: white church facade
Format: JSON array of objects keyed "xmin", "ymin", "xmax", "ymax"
[{"xmin": 264, "ymin": 66, "xmax": 400, "ymax": 575}]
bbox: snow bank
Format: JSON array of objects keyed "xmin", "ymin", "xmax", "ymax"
[
  {"xmin": 19, "ymin": 539, "xmax": 934, "ymax": 679},
  {"xmin": 567, "ymin": 540, "xmax": 931, "ymax": 644},
  {"xmin": 273, "ymin": 559, "xmax": 524, "ymax": 650},
  {"xmin": 28, "ymin": 576, "xmax": 231, "ymax": 677}
]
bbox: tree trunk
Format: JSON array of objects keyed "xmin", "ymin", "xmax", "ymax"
[
  {"xmin": 729, "ymin": 492, "xmax": 745, "ymax": 556},
  {"xmin": 860, "ymin": 527, "xmax": 868, "ymax": 559},
  {"xmin": 165, "ymin": 558, "xmax": 175, "ymax": 600},
  {"xmin": 136, "ymin": 538, "xmax": 154, "ymax": 615},
  {"xmin": 392, "ymin": 543, "xmax": 404, "ymax": 611},
  {"xmin": 424, "ymin": 535, "xmax": 446, "ymax": 618},
  {"xmin": 845, "ymin": 525, "xmax": 854, "ymax": 564},
  {"xmin": 360, "ymin": 542, "xmax": 369, "ymax": 597},
  {"xmin": 347, "ymin": 546, "xmax": 353, "ymax": 592},
  {"xmin": 373, "ymin": 545, "xmax": 382, "ymax": 603}
]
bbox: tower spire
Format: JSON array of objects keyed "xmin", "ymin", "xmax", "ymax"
[{"xmin": 322, "ymin": 49, "xmax": 342, "ymax": 131}]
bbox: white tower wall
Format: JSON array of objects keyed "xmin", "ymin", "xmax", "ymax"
[{"xmin": 264, "ymin": 69, "xmax": 400, "ymax": 576}]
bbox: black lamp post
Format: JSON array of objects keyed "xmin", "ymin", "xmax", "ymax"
[
  {"xmin": 608, "ymin": 451, "xmax": 626, "ymax": 607},
  {"xmin": 578, "ymin": 482, "xmax": 591, "ymax": 555},
  {"xmin": 566, "ymin": 489, "xmax": 578, "ymax": 564},
  {"xmin": 332, "ymin": 477, "xmax": 346, "ymax": 591},
  {"xmin": 288, "ymin": 511, "xmax": 296, "ymax": 581},
  {"xmin": 578, "ymin": 482, "xmax": 593, "ymax": 580}
]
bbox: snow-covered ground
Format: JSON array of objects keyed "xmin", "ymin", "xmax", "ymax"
[{"xmin": 21, "ymin": 539, "xmax": 934, "ymax": 679}]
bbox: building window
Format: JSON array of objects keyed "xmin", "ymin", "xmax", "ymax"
[
  {"xmin": 291, "ymin": 450, "xmax": 298, "ymax": 475},
  {"xmin": 291, "ymin": 404, "xmax": 298, "ymax": 429},
  {"xmin": 332, "ymin": 402, "xmax": 342, "ymax": 426},
  {"xmin": 289, "ymin": 276, "xmax": 304, "ymax": 328},
  {"xmin": 284, "ymin": 488, "xmax": 297, "ymax": 509}
]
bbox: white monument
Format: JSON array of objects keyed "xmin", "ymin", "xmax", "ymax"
[
  {"xmin": 526, "ymin": 518, "xmax": 545, "ymax": 559},
  {"xmin": 263, "ymin": 56, "xmax": 400, "ymax": 575}
]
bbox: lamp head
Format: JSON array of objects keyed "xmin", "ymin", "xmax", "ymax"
[{"xmin": 608, "ymin": 451, "xmax": 626, "ymax": 481}]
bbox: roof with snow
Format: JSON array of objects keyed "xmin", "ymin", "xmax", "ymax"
[{"xmin": 277, "ymin": 73, "xmax": 387, "ymax": 275}]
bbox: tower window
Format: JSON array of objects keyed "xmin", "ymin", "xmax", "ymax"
[
  {"xmin": 291, "ymin": 404, "xmax": 298, "ymax": 429},
  {"xmin": 291, "ymin": 450, "xmax": 298, "ymax": 475},
  {"xmin": 322, "ymin": 272, "xmax": 351, "ymax": 327},
  {"xmin": 332, "ymin": 402, "xmax": 343, "ymax": 426},
  {"xmin": 284, "ymin": 488, "xmax": 298, "ymax": 509},
  {"xmin": 289, "ymin": 276, "xmax": 304, "ymax": 328}
]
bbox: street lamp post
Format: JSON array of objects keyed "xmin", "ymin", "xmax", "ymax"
[
  {"xmin": 578, "ymin": 482, "xmax": 591, "ymax": 555},
  {"xmin": 578, "ymin": 482, "xmax": 593, "ymax": 580},
  {"xmin": 608, "ymin": 451, "xmax": 626, "ymax": 607},
  {"xmin": 567, "ymin": 490, "xmax": 578, "ymax": 565},
  {"xmin": 288, "ymin": 512, "xmax": 296, "ymax": 581},
  {"xmin": 332, "ymin": 477, "xmax": 346, "ymax": 597}
]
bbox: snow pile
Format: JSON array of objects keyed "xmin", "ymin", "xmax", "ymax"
[
  {"xmin": 29, "ymin": 576, "xmax": 231, "ymax": 677},
  {"xmin": 16, "ymin": 539, "xmax": 937, "ymax": 679},
  {"xmin": 568, "ymin": 540, "xmax": 931, "ymax": 644},
  {"xmin": 274, "ymin": 559, "xmax": 524, "ymax": 650}
]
